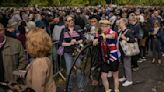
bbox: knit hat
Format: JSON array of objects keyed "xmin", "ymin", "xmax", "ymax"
[{"xmin": 35, "ymin": 20, "xmax": 45, "ymax": 28}]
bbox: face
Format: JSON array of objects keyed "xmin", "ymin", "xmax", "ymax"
[
  {"xmin": 7, "ymin": 26, "xmax": 16, "ymax": 32},
  {"xmin": 66, "ymin": 16, "xmax": 74, "ymax": 27},
  {"xmin": 90, "ymin": 18, "xmax": 98, "ymax": 26},
  {"xmin": 154, "ymin": 11, "xmax": 158, "ymax": 17},
  {"xmin": 118, "ymin": 19, "xmax": 125, "ymax": 30},
  {"xmin": 128, "ymin": 18, "xmax": 136, "ymax": 25},
  {"xmin": 100, "ymin": 24, "xmax": 109, "ymax": 32}
]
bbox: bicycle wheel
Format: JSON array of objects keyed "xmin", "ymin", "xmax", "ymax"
[{"xmin": 66, "ymin": 43, "xmax": 102, "ymax": 92}]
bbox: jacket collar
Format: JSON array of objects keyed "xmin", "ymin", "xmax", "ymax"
[{"xmin": 3, "ymin": 36, "xmax": 11, "ymax": 49}]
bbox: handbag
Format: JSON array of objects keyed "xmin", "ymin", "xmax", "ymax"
[
  {"xmin": 57, "ymin": 46, "xmax": 64, "ymax": 55},
  {"xmin": 119, "ymin": 29, "xmax": 140, "ymax": 56}
]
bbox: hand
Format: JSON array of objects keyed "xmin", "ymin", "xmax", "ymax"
[
  {"xmin": 93, "ymin": 39, "xmax": 98, "ymax": 46},
  {"xmin": 18, "ymin": 70, "xmax": 26, "ymax": 78},
  {"xmin": 7, "ymin": 28, "xmax": 15, "ymax": 32},
  {"xmin": 77, "ymin": 40, "xmax": 83, "ymax": 44},
  {"xmin": 101, "ymin": 33, "xmax": 106, "ymax": 39},
  {"xmin": 121, "ymin": 34, "xmax": 127, "ymax": 41},
  {"xmin": 70, "ymin": 39, "xmax": 77, "ymax": 45},
  {"xmin": 13, "ymin": 70, "xmax": 26, "ymax": 78}
]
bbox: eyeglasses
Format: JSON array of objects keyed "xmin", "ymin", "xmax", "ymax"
[
  {"xmin": 90, "ymin": 20, "xmax": 97, "ymax": 23},
  {"xmin": 67, "ymin": 19, "xmax": 74, "ymax": 23}
]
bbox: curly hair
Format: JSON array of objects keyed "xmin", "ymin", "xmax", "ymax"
[{"xmin": 26, "ymin": 29, "xmax": 52, "ymax": 58}]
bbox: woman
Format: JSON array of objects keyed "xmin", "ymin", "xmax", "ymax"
[
  {"xmin": 157, "ymin": 21, "xmax": 164, "ymax": 57},
  {"xmin": 17, "ymin": 21, "xmax": 27, "ymax": 48},
  {"xmin": 26, "ymin": 29, "xmax": 56, "ymax": 92},
  {"xmin": 93, "ymin": 20, "xmax": 120, "ymax": 92},
  {"xmin": 151, "ymin": 20, "xmax": 162, "ymax": 64},
  {"xmin": 118, "ymin": 18, "xmax": 136, "ymax": 87},
  {"xmin": 59, "ymin": 15, "xmax": 85, "ymax": 91}
]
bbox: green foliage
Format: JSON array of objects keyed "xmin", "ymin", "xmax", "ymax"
[
  {"xmin": 0, "ymin": 0, "xmax": 163, "ymax": 6},
  {"xmin": 28, "ymin": 0, "xmax": 49, "ymax": 6},
  {"xmin": 50, "ymin": 0, "xmax": 60, "ymax": 6},
  {"xmin": 113, "ymin": 0, "xmax": 164, "ymax": 5}
]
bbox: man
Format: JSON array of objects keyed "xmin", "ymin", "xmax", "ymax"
[
  {"xmin": 0, "ymin": 23, "xmax": 26, "ymax": 84},
  {"xmin": 84, "ymin": 15, "xmax": 99, "ymax": 41},
  {"xmin": 5, "ymin": 19, "xmax": 18, "ymax": 39},
  {"xmin": 85, "ymin": 16, "xmax": 100, "ymax": 86},
  {"xmin": 93, "ymin": 20, "xmax": 120, "ymax": 92}
]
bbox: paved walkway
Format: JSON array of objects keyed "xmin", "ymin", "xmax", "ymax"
[
  {"xmin": 56, "ymin": 56, "xmax": 164, "ymax": 92},
  {"xmin": 120, "ymin": 58, "xmax": 164, "ymax": 92}
]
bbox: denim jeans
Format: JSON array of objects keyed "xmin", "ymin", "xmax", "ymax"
[
  {"xmin": 64, "ymin": 53, "xmax": 83, "ymax": 88},
  {"xmin": 152, "ymin": 38, "xmax": 162, "ymax": 60}
]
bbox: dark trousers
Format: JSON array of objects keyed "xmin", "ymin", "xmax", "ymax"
[
  {"xmin": 131, "ymin": 55, "xmax": 139, "ymax": 68},
  {"xmin": 140, "ymin": 46, "xmax": 146, "ymax": 58}
]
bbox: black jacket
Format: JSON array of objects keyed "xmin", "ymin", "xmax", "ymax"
[
  {"xmin": 119, "ymin": 29, "xmax": 136, "ymax": 43},
  {"xmin": 119, "ymin": 29, "xmax": 136, "ymax": 56}
]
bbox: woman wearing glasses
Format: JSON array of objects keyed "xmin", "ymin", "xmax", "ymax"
[{"xmin": 59, "ymin": 15, "xmax": 85, "ymax": 92}]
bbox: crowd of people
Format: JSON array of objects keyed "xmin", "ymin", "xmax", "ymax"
[{"xmin": 0, "ymin": 5, "xmax": 164, "ymax": 92}]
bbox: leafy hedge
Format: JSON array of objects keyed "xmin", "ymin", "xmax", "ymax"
[
  {"xmin": 113, "ymin": 0, "xmax": 164, "ymax": 6},
  {"xmin": 0, "ymin": 0, "xmax": 163, "ymax": 7}
]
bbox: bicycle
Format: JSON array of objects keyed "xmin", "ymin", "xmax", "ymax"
[{"xmin": 65, "ymin": 42, "xmax": 103, "ymax": 92}]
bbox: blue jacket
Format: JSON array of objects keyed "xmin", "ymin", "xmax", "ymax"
[{"xmin": 157, "ymin": 28, "xmax": 164, "ymax": 51}]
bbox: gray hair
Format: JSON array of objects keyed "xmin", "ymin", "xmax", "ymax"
[
  {"xmin": 119, "ymin": 18, "xmax": 128, "ymax": 26},
  {"xmin": 27, "ymin": 21, "xmax": 36, "ymax": 31}
]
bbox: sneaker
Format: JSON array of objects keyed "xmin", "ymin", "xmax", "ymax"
[
  {"xmin": 106, "ymin": 89, "xmax": 112, "ymax": 92},
  {"xmin": 132, "ymin": 67, "xmax": 139, "ymax": 72},
  {"xmin": 152, "ymin": 58, "xmax": 155, "ymax": 63},
  {"xmin": 137, "ymin": 59, "xmax": 143, "ymax": 63},
  {"xmin": 79, "ymin": 88, "xmax": 85, "ymax": 92},
  {"xmin": 107, "ymin": 71, "xmax": 112, "ymax": 78},
  {"xmin": 119, "ymin": 77, "xmax": 126, "ymax": 82},
  {"xmin": 158, "ymin": 59, "xmax": 161, "ymax": 64},
  {"xmin": 122, "ymin": 81, "xmax": 133, "ymax": 87},
  {"xmin": 142, "ymin": 57, "xmax": 146, "ymax": 59},
  {"xmin": 115, "ymin": 89, "xmax": 120, "ymax": 92},
  {"xmin": 142, "ymin": 58, "xmax": 147, "ymax": 61}
]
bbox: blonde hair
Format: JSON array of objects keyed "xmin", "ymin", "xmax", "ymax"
[
  {"xmin": 153, "ymin": 20, "xmax": 160, "ymax": 28},
  {"xmin": 26, "ymin": 29, "xmax": 52, "ymax": 58}
]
